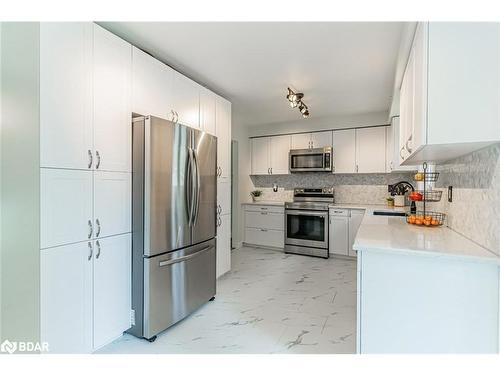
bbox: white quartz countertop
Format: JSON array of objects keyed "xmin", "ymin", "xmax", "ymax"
[
  {"xmin": 242, "ymin": 201, "xmax": 288, "ymax": 206},
  {"xmin": 353, "ymin": 207, "xmax": 500, "ymax": 265}
]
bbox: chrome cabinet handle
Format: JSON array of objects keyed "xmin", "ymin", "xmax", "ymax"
[
  {"xmin": 87, "ymin": 242, "xmax": 93, "ymax": 261},
  {"xmin": 88, "ymin": 220, "xmax": 93, "ymax": 239},
  {"xmin": 261, "ymin": 212, "xmax": 268, "ymax": 215},
  {"xmin": 88, "ymin": 150, "xmax": 93, "ymax": 169},
  {"xmin": 405, "ymin": 137, "xmax": 413, "ymax": 153},
  {"xmin": 270, "ymin": 168, "xmax": 273, "ymax": 174},
  {"xmin": 400, "ymin": 147, "xmax": 405, "ymax": 160},
  {"xmin": 95, "ymin": 150, "xmax": 101, "ymax": 169},
  {"xmin": 170, "ymin": 110, "xmax": 175, "ymax": 122},
  {"xmin": 260, "ymin": 229, "xmax": 268, "ymax": 232},
  {"xmin": 217, "ymin": 205, "xmax": 222, "ymax": 214},
  {"xmin": 95, "ymin": 240, "xmax": 101, "ymax": 259},
  {"xmin": 174, "ymin": 111, "xmax": 179, "ymax": 124},
  {"xmin": 355, "ymin": 165, "xmax": 359, "ymax": 173},
  {"xmin": 95, "ymin": 218, "xmax": 101, "ymax": 237}
]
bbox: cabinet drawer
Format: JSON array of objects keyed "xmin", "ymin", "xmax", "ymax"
[
  {"xmin": 244, "ymin": 228, "xmax": 284, "ymax": 248},
  {"xmin": 245, "ymin": 211, "xmax": 284, "ymax": 231},
  {"xmin": 329, "ymin": 208, "xmax": 350, "ymax": 217},
  {"xmin": 244, "ymin": 204, "xmax": 284, "ymax": 214}
]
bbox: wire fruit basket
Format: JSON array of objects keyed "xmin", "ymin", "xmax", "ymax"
[
  {"xmin": 406, "ymin": 211, "xmax": 446, "ymax": 227},
  {"xmin": 407, "ymin": 162, "xmax": 446, "ymax": 227},
  {"xmin": 410, "ymin": 190, "xmax": 443, "ymax": 202}
]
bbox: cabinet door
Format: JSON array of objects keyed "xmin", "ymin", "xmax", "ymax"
[
  {"xmin": 356, "ymin": 127, "xmax": 386, "ymax": 173},
  {"xmin": 215, "ymin": 96, "xmax": 231, "ymax": 180},
  {"xmin": 200, "ymin": 87, "xmax": 216, "ymax": 135},
  {"xmin": 399, "ymin": 46, "xmax": 415, "ymax": 163},
  {"xmin": 311, "ymin": 131, "xmax": 332, "ymax": 148},
  {"xmin": 329, "ymin": 216, "xmax": 349, "ymax": 256},
  {"xmin": 93, "ymin": 24, "xmax": 132, "ymax": 172},
  {"xmin": 217, "ymin": 180, "xmax": 231, "ymax": 216},
  {"xmin": 216, "ymin": 214, "xmax": 231, "ymax": 278},
  {"xmin": 269, "ymin": 135, "xmax": 291, "ymax": 174},
  {"xmin": 172, "ymin": 71, "xmax": 200, "ymax": 128},
  {"xmin": 94, "ymin": 171, "xmax": 131, "ymax": 238},
  {"xmin": 291, "ymin": 133, "xmax": 311, "ymax": 149},
  {"xmin": 132, "ymin": 46, "xmax": 173, "ymax": 119},
  {"xmin": 41, "ymin": 169, "xmax": 93, "ymax": 249},
  {"xmin": 386, "ymin": 125, "xmax": 393, "ymax": 172},
  {"xmin": 41, "ymin": 241, "xmax": 93, "ymax": 353},
  {"xmin": 93, "ymin": 234, "xmax": 131, "ymax": 350},
  {"xmin": 332, "ymin": 129, "xmax": 356, "ymax": 173},
  {"xmin": 348, "ymin": 210, "xmax": 365, "ymax": 257},
  {"xmin": 40, "ymin": 22, "xmax": 93, "ymax": 170},
  {"xmin": 251, "ymin": 137, "xmax": 270, "ymax": 175},
  {"xmin": 411, "ymin": 23, "xmax": 428, "ymax": 154}
]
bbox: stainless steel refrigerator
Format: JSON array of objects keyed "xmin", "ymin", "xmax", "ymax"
[{"xmin": 129, "ymin": 115, "xmax": 217, "ymax": 341}]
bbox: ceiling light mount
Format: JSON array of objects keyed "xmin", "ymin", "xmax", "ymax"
[{"xmin": 286, "ymin": 87, "xmax": 309, "ymax": 119}]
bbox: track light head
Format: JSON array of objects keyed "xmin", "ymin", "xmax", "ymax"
[{"xmin": 286, "ymin": 87, "xmax": 309, "ymax": 118}]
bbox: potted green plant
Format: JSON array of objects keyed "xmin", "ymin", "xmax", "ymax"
[
  {"xmin": 250, "ymin": 190, "xmax": 263, "ymax": 202},
  {"xmin": 386, "ymin": 197, "xmax": 395, "ymax": 207}
]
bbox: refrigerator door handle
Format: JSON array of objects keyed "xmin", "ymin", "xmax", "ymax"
[
  {"xmin": 192, "ymin": 149, "xmax": 201, "ymax": 225},
  {"xmin": 187, "ymin": 147, "xmax": 197, "ymax": 226},
  {"xmin": 158, "ymin": 245, "xmax": 214, "ymax": 267},
  {"xmin": 185, "ymin": 148, "xmax": 193, "ymax": 226}
]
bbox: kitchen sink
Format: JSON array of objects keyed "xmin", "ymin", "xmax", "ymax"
[{"xmin": 372, "ymin": 210, "xmax": 406, "ymax": 217}]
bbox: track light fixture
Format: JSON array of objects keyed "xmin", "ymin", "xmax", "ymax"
[{"xmin": 286, "ymin": 87, "xmax": 309, "ymax": 119}]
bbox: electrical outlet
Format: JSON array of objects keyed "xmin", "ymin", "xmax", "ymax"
[
  {"xmin": 448, "ymin": 186, "xmax": 453, "ymax": 202},
  {"xmin": 130, "ymin": 309, "xmax": 136, "ymax": 326}
]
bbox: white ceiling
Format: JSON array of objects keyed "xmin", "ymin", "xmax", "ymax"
[{"xmin": 100, "ymin": 22, "xmax": 405, "ymax": 127}]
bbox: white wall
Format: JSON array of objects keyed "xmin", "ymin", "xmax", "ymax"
[
  {"xmin": 0, "ymin": 23, "xmax": 40, "ymax": 343},
  {"xmin": 248, "ymin": 110, "xmax": 389, "ymax": 137}
]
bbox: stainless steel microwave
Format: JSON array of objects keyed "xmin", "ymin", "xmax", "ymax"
[{"xmin": 289, "ymin": 147, "xmax": 333, "ymax": 172}]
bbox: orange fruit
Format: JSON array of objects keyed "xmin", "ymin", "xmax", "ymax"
[
  {"xmin": 408, "ymin": 217, "xmax": 415, "ymax": 224},
  {"xmin": 431, "ymin": 219, "xmax": 439, "ymax": 226},
  {"xmin": 415, "ymin": 219, "xmax": 422, "ymax": 225},
  {"xmin": 425, "ymin": 216, "xmax": 432, "ymax": 221},
  {"xmin": 424, "ymin": 220, "xmax": 431, "ymax": 226}
]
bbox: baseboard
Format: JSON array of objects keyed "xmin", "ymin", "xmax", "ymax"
[{"xmin": 232, "ymin": 241, "xmax": 243, "ymax": 250}]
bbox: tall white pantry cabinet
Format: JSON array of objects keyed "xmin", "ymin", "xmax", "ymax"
[
  {"xmin": 40, "ymin": 23, "xmax": 132, "ymax": 353},
  {"xmin": 37, "ymin": 22, "xmax": 233, "ymax": 352}
]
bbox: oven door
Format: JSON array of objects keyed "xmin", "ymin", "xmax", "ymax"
[
  {"xmin": 285, "ymin": 209, "xmax": 328, "ymax": 249},
  {"xmin": 289, "ymin": 148, "xmax": 331, "ymax": 172}
]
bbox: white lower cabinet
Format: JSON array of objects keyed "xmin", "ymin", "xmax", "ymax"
[
  {"xmin": 328, "ymin": 208, "xmax": 365, "ymax": 258},
  {"xmin": 41, "ymin": 168, "xmax": 93, "ymax": 249},
  {"xmin": 41, "ymin": 234, "xmax": 131, "ymax": 353},
  {"xmin": 93, "ymin": 234, "xmax": 131, "ymax": 350},
  {"xmin": 243, "ymin": 205, "xmax": 284, "ymax": 249},
  {"xmin": 329, "ymin": 211, "xmax": 349, "ymax": 256},
  {"xmin": 94, "ymin": 171, "xmax": 131, "ymax": 238},
  {"xmin": 216, "ymin": 213, "xmax": 231, "ymax": 278},
  {"xmin": 348, "ymin": 209, "xmax": 365, "ymax": 257},
  {"xmin": 41, "ymin": 241, "xmax": 93, "ymax": 353}
]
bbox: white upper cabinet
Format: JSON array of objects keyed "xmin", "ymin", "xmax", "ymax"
[
  {"xmin": 93, "ymin": 171, "xmax": 132, "ymax": 239},
  {"xmin": 291, "ymin": 131, "xmax": 332, "ymax": 149},
  {"xmin": 93, "ymin": 233, "xmax": 131, "ymax": 350},
  {"xmin": 387, "ymin": 117, "xmax": 417, "ymax": 172},
  {"xmin": 291, "ymin": 133, "xmax": 312, "ymax": 149},
  {"xmin": 356, "ymin": 127, "xmax": 386, "ymax": 173},
  {"xmin": 41, "ymin": 241, "xmax": 93, "ymax": 354},
  {"xmin": 93, "ymin": 24, "xmax": 132, "ymax": 173},
  {"xmin": 40, "ymin": 169, "xmax": 93, "ymax": 249},
  {"xmin": 132, "ymin": 46, "xmax": 173, "ymax": 119},
  {"xmin": 172, "ymin": 70, "xmax": 200, "ymax": 128},
  {"xmin": 269, "ymin": 135, "xmax": 291, "ymax": 174},
  {"xmin": 400, "ymin": 22, "xmax": 500, "ymax": 164},
  {"xmin": 311, "ymin": 131, "xmax": 333, "ymax": 149},
  {"xmin": 200, "ymin": 87, "xmax": 216, "ymax": 135},
  {"xmin": 40, "ymin": 22, "xmax": 93, "ymax": 170},
  {"xmin": 332, "ymin": 129, "xmax": 356, "ymax": 173},
  {"xmin": 216, "ymin": 96, "xmax": 232, "ymax": 181},
  {"xmin": 251, "ymin": 137, "xmax": 270, "ymax": 175}
]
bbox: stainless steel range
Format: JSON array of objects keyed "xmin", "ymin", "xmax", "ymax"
[{"xmin": 284, "ymin": 188, "xmax": 334, "ymax": 259}]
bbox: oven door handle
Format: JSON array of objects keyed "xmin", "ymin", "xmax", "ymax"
[{"xmin": 285, "ymin": 210, "xmax": 328, "ymax": 217}]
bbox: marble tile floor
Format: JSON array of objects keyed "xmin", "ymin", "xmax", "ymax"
[{"xmin": 97, "ymin": 247, "xmax": 357, "ymax": 354}]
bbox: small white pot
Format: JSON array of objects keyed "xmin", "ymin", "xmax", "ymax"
[{"xmin": 394, "ymin": 195, "xmax": 406, "ymax": 207}]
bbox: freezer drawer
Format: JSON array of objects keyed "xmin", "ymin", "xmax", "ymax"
[{"xmin": 143, "ymin": 239, "xmax": 216, "ymax": 339}]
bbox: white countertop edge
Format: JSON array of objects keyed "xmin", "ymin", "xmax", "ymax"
[{"xmin": 353, "ymin": 242, "xmax": 500, "ymax": 266}]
